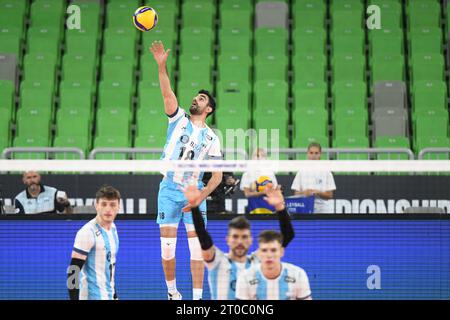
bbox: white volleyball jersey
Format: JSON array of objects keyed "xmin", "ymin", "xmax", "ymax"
[
  {"xmin": 235, "ymin": 262, "xmax": 312, "ymax": 300},
  {"xmin": 73, "ymin": 218, "xmax": 119, "ymax": 300},
  {"xmin": 206, "ymin": 247, "xmax": 259, "ymax": 300},
  {"xmin": 160, "ymin": 107, "xmax": 222, "ymax": 185}
]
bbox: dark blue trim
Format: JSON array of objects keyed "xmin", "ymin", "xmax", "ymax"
[
  {"xmin": 73, "ymin": 247, "xmax": 89, "ymax": 256},
  {"xmin": 166, "ymin": 107, "xmax": 179, "ymax": 118}
]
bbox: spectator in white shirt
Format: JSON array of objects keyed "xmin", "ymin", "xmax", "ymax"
[
  {"xmin": 291, "ymin": 143, "xmax": 336, "ymax": 213},
  {"xmin": 240, "ymin": 148, "xmax": 279, "ymax": 198}
]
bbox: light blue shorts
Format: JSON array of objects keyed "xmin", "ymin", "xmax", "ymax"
[{"xmin": 157, "ymin": 178, "xmax": 207, "ymax": 226}]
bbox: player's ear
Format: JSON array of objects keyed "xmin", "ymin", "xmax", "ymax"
[{"xmin": 206, "ymin": 106, "xmax": 212, "ymax": 114}]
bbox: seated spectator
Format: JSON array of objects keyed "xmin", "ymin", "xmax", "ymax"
[{"xmin": 14, "ymin": 171, "xmax": 72, "ymax": 214}]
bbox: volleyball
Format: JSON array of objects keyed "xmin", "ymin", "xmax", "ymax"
[
  {"xmin": 255, "ymin": 176, "xmax": 273, "ymax": 192},
  {"xmin": 133, "ymin": 6, "xmax": 158, "ymax": 32}
]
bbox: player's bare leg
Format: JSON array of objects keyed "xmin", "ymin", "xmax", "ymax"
[
  {"xmin": 160, "ymin": 226, "xmax": 182, "ymax": 300},
  {"xmin": 187, "ymin": 230, "xmax": 204, "ymax": 300}
]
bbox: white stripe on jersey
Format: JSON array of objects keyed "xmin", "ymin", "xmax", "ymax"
[
  {"xmin": 235, "ymin": 262, "xmax": 311, "ymax": 300},
  {"xmin": 206, "ymin": 247, "xmax": 259, "ymax": 300},
  {"xmin": 73, "ymin": 218, "xmax": 119, "ymax": 300},
  {"xmin": 160, "ymin": 107, "xmax": 221, "ymax": 185}
]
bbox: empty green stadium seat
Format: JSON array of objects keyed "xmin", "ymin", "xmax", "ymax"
[
  {"xmin": 220, "ymin": 1, "xmax": 252, "ymax": 29},
  {"xmin": 334, "ymin": 108, "xmax": 368, "ymax": 138},
  {"xmin": 12, "ymin": 136, "xmax": 48, "ymax": 159},
  {"xmin": 331, "ymin": 27, "xmax": 365, "ymax": 55},
  {"xmin": 255, "ymin": 28, "xmax": 288, "ymax": 55},
  {"xmin": 369, "ymin": 27, "xmax": 404, "ymax": 56},
  {"xmin": 180, "ymin": 27, "xmax": 214, "ymax": 55},
  {"xmin": 23, "ymin": 52, "xmax": 57, "ymax": 83},
  {"xmin": 293, "ymin": 108, "xmax": 328, "ymax": 138},
  {"xmin": 332, "ymin": 53, "xmax": 366, "ymax": 82},
  {"xmin": 293, "ymin": 53, "xmax": 327, "ymax": 83},
  {"xmin": 103, "ymin": 27, "xmax": 138, "ymax": 58},
  {"xmin": 333, "ymin": 136, "xmax": 370, "ymax": 160},
  {"xmin": 178, "ymin": 53, "xmax": 213, "ymax": 84},
  {"xmin": 0, "ymin": 28, "xmax": 22, "ymax": 60},
  {"xmin": 374, "ymin": 136, "xmax": 411, "ymax": 160},
  {"xmin": 293, "ymin": 27, "xmax": 326, "ymax": 55},
  {"xmin": 96, "ymin": 107, "xmax": 131, "ymax": 139},
  {"xmin": 254, "ymin": 80, "xmax": 288, "ymax": 111},
  {"xmin": 294, "ymin": 81, "xmax": 328, "ymax": 111},
  {"xmin": 0, "ymin": 80, "xmax": 14, "ymax": 121},
  {"xmin": 371, "ymin": 53, "xmax": 405, "ymax": 84},
  {"xmin": 182, "ymin": 0, "xmax": 215, "ymax": 29},
  {"xmin": 217, "ymin": 53, "xmax": 251, "ymax": 83},
  {"xmin": 107, "ymin": 0, "xmax": 141, "ymax": 28},
  {"xmin": 20, "ymin": 80, "xmax": 53, "ymax": 110},
  {"xmin": 26, "ymin": 27, "xmax": 60, "ymax": 57},
  {"xmin": 137, "ymin": 80, "xmax": 164, "ymax": 111},
  {"xmin": 101, "ymin": 54, "xmax": 135, "ymax": 84},
  {"xmin": 134, "ymin": 134, "xmax": 165, "ymax": 160},
  {"xmin": 65, "ymin": 29, "xmax": 99, "ymax": 56},
  {"xmin": 98, "ymin": 80, "xmax": 134, "ymax": 110},
  {"xmin": 93, "ymin": 136, "xmax": 130, "ymax": 160},
  {"xmin": 15, "ymin": 107, "xmax": 52, "ymax": 143},
  {"xmin": 410, "ymin": 53, "xmax": 445, "ymax": 83},
  {"xmin": 53, "ymin": 135, "xmax": 90, "ymax": 159},
  {"xmin": 409, "ymin": 27, "xmax": 442, "ymax": 54},
  {"xmin": 332, "ymin": 80, "xmax": 367, "ymax": 111},
  {"xmin": 416, "ymin": 136, "xmax": 450, "ymax": 159},
  {"xmin": 412, "ymin": 81, "xmax": 447, "ymax": 113},
  {"xmin": 254, "ymin": 53, "xmax": 288, "ymax": 81},
  {"xmin": 408, "ymin": 0, "xmax": 441, "ymax": 29},
  {"xmin": 219, "ymin": 27, "xmax": 252, "ymax": 55},
  {"xmin": 56, "ymin": 107, "xmax": 91, "ymax": 138}
]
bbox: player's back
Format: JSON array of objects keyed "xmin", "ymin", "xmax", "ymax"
[
  {"xmin": 235, "ymin": 262, "xmax": 312, "ymax": 300},
  {"xmin": 74, "ymin": 218, "xmax": 119, "ymax": 300}
]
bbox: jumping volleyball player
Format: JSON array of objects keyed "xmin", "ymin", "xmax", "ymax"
[{"xmin": 150, "ymin": 41, "xmax": 223, "ymax": 300}]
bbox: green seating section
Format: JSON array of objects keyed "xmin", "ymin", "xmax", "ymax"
[{"xmin": 0, "ymin": 0, "xmax": 448, "ymax": 167}]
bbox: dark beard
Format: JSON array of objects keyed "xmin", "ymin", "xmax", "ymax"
[{"xmin": 189, "ymin": 105, "xmax": 201, "ymax": 115}]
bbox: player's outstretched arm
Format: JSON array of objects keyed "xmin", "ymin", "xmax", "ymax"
[
  {"xmin": 150, "ymin": 40, "xmax": 178, "ymax": 116},
  {"xmin": 263, "ymin": 185, "xmax": 295, "ymax": 248},
  {"xmin": 184, "ymin": 185, "xmax": 216, "ymax": 262},
  {"xmin": 67, "ymin": 251, "xmax": 87, "ymax": 300}
]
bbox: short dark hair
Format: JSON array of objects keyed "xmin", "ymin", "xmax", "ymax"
[
  {"xmin": 228, "ymin": 216, "xmax": 251, "ymax": 231},
  {"xmin": 258, "ymin": 230, "xmax": 283, "ymax": 245},
  {"xmin": 307, "ymin": 142, "xmax": 322, "ymax": 152},
  {"xmin": 96, "ymin": 185, "xmax": 121, "ymax": 202},
  {"xmin": 198, "ymin": 89, "xmax": 216, "ymax": 117}
]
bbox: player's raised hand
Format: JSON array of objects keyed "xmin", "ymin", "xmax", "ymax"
[
  {"xmin": 263, "ymin": 184, "xmax": 285, "ymax": 211},
  {"xmin": 182, "ymin": 185, "xmax": 203, "ymax": 212},
  {"xmin": 150, "ymin": 40, "xmax": 170, "ymax": 66}
]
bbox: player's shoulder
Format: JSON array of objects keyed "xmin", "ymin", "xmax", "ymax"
[
  {"xmin": 14, "ymin": 189, "xmax": 27, "ymax": 201},
  {"xmin": 77, "ymin": 218, "xmax": 97, "ymax": 235},
  {"xmin": 283, "ymin": 262, "xmax": 308, "ymax": 277}
]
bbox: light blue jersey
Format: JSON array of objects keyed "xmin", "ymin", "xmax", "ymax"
[
  {"xmin": 160, "ymin": 107, "xmax": 222, "ymax": 186},
  {"xmin": 206, "ymin": 247, "xmax": 259, "ymax": 300},
  {"xmin": 73, "ymin": 218, "xmax": 119, "ymax": 300},
  {"xmin": 235, "ymin": 262, "xmax": 312, "ymax": 300}
]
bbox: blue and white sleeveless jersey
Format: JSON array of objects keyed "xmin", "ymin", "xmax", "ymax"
[
  {"xmin": 206, "ymin": 247, "xmax": 259, "ymax": 300},
  {"xmin": 73, "ymin": 218, "xmax": 119, "ymax": 300},
  {"xmin": 160, "ymin": 107, "xmax": 222, "ymax": 186},
  {"xmin": 235, "ymin": 262, "xmax": 312, "ymax": 300}
]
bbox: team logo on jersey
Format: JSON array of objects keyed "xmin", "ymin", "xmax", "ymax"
[
  {"xmin": 284, "ymin": 275, "xmax": 296, "ymax": 283},
  {"xmin": 180, "ymin": 135, "xmax": 189, "ymax": 144},
  {"xmin": 230, "ymin": 280, "xmax": 237, "ymax": 291},
  {"xmin": 249, "ymin": 279, "xmax": 259, "ymax": 286}
]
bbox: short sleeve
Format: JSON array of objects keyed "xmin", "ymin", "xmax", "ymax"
[
  {"xmin": 167, "ymin": 107, "xmax": 185, "ymax": 124},
  {"xmin": 239, "ymin": 172, "xmax": 252, "ymax": 190},
  {"xmin": 207, "ymin": 137, "xmax": 222, "ymax": 159},
  {"xmin": 73, "ymin": 227, "xmax": 95, "ymax": 256},
  {"xmin": 235, "ymin": 271, "xmax": 251, "ymax": 300},
  {"xmin": 325, "ymin": 172, "xmax": 336, "ymax": 191},
  {"xmin": 291, "ymin": 172, "xmax": 302, "ymax": 191},
  {"xmin": 14, "ymin": 198, "xmax": 25, "ymax": 214},
  {"xmin": 296, "ymin": 268, "xmax": 312, "ymax": 300}
]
